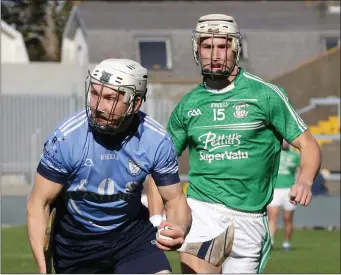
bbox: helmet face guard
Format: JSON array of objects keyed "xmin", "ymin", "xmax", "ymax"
[
  {"xmin": 192, "ymin": 14, "xmax": 242, "ymax": 81},
  {"xmin": 193, "ymin": 31, "xmax": 242, "ymax": 81},
  {"xmin": 85, "ymin": 71, "xmax": 145, "ymax": 136}
]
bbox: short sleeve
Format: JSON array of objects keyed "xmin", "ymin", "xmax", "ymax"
[
  {"xmin": 267, "ymin": 87, "xmax": 308, "ymax": 143},
  {"xmin": 37, "ymin": 129, "xmax": 72, "ymax": 185},
  {"xmin": 167, "ymin": 101, "xmax": 188, "ymax": 157},
  {"xmin": 151, "ymin": 136, "xmax": 180, "ymax": 186}
]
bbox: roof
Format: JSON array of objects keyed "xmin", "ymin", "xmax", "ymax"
[
  {"xmin": 1, "ymin": 20, "xmax": 22, "ymax": 39},
  {"xmin": 63, "ymin": 5, "xmax": 87, "ymax": 39},
  {"xmin": 78, "ymin": 1, "xmax": 340, "ymax": 31}
]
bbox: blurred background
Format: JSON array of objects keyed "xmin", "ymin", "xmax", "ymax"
[{"xmin": 1, "ymin": 0, "xmax": 340, "ymax": 273}]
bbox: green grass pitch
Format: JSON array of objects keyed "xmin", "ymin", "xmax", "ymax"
[{"xmin": 1, "ymin": 226, "xmax": 340, "ymax": 273}]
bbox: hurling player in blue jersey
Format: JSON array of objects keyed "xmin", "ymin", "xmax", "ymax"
[{"xmin": 26, "ymin": 59, "xmax": 192, "ymax": 274}]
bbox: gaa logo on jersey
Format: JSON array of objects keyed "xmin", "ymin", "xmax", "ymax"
[
  {"xmin": 233, "ymin": 103, "xmax": 249, "ymax": 119},
  {"xmin": 188, "ymin": 109, "xmax": 202, "ymax": 117},
  {"xmin": 128, "ymin": 160, "xmax": 142, "ymax": 176}
]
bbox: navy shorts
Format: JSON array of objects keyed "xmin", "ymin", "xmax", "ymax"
[{"xmin": 52, "ymin": 209, "xmax": 171, "ymax": 273}]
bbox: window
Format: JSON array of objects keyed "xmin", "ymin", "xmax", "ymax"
[
  {"xmin": 137, "ymin": 39, "xmax": 172, "ymax": 70},
  {"xmin": 323, "ymin": 37, "xmax": 340, "ymax": 52}
]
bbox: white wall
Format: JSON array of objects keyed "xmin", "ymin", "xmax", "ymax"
[
  {"xmin": 1, "ymin": 23, "xmax": 29, "ymax": 63},
  {"xmin": 61, "ymin": 28, "xmax": 89, "ymax": 65},
  {"xmin": 74, "ymin": 28, "xmax": 89, "ymax": 65},
  {"xmin": 1, "ymin": 63, "xmax": 90, "ymax": 95}
]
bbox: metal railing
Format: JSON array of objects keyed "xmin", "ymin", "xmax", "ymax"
[
  {"xmin": 297, "ymin": 96, "xmax": 340, "ymax": 140},
  {"xmin": 0, "ymin": 93, "xmax": 177, "ymax": 185}
]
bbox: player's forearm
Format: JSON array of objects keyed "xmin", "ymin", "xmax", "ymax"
[
  {"xmin": 165, "ymin": 193, "xmax": 192, "ymax": 236},
  {"xmin": 297, "ymin": 140, "xmax": 321, "ymax": 186},
  {"xmin": 146, "ymin": 177, "xmax": 165, "ymax": 216},
  {"xmin": 26, "ymin": 200, "xmax": 50, "ymax": 271}
]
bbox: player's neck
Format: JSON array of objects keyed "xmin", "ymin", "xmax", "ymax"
[
  {"xmin": 92, "ymin": 114, "xmax": 139, "ymax": 147},
  {"xmin": 204, "ymin": 67, "xmax": 240, "ymax": 90},
  {"xmin": 204, "ymin": 77, "xmax": 232, "ymax": 90}
]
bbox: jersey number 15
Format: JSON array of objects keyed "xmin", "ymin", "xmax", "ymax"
[{"xmin": 213, "ymin": 109, "xmax": 225, "ymax": 121}]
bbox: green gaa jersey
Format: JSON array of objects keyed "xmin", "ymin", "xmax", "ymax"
[
  {"xmin": 167, "ymin": 68, "xmax": 308, "ymax": 212},
  {"xmin": 276, "ymin": 149, "xmax": 300, "ymax": 189}
]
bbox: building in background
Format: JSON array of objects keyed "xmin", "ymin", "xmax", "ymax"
[
  {"xmin": 1, "ymin": 20, "xmax": 29, "ymax": 64},
  {"xmin": 61, "ymin": 5, "xmax": 88, "ymax": 65},
  {"xmin": 64, "ymin": 1, "xmax": 340, "ymax": 80},
  {"xmin": 0, "ymin": 2, "xmax": 339, "ymax": 232},
  {"xmin": 1, "ymin": 1, "xmax": 339, "ymax": 198}
]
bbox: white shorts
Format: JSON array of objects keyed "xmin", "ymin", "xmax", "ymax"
[
  {"xmin": 267, "ymin": 188, "xmax": 296, "ymax": 211},
  {"xmin": 181, "ymin": 197, "xmax": 271, "ymax": 274}
]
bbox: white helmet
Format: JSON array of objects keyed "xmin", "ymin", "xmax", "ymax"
[
  {"xmin": 192, "ymin": 14, "xmax": 242, "ymax": 79},
  {"xmin": 85, "ymin": 58, "xmax": 148, "ymax": 135}
]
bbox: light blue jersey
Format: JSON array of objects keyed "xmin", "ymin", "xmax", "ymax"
[{"xmin": 38, "ymin": 110, "xmax": 179, "ymax": 234}]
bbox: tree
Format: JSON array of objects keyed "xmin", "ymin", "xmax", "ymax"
[{"xmin": 1, "ymin": 0, "xmax": 73, "ymax": 62}]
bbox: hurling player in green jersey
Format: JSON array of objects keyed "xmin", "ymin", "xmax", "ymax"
[
  {"xmin": 146, "ymin": 14, "xmax": 321, "ymax": 273},
  {"xmin": 267, "ymin": 140, "xmax": 300, "ymax": 251}
]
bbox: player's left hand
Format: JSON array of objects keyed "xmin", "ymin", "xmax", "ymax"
[
  {"xmin": 155, "ymin": 221, "xmax": 185, "ymax": 251},
  {"xmin": 289, "ymin": 181, "xmax": 312, "ymax": 206}
]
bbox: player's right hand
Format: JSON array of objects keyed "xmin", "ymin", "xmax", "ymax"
[
  {"xmin": 289, "ymin": 181, "xmax": 312, "ymax": 206},
  {"xmin": 155, "ymin": 221, "xmax": 185, "ymax": 251}
]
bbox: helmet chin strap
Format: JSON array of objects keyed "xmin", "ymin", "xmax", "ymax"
[
  {"xmin": 107, "ymin": 115, "xmax": 134, "ymax": 136},
  {"xmin": 201, "ymin": 52, "xmax": 238, "ymax": 81},
  {"xmin": 202, "ymin": 68, "xmax": 232, "ymax": 82},
  {"xmin": 91, "ymin": 114, "xmax": 134, "ymax": 137},
  {"xmin": 202, "ymin": 61, "xmax": 239, "ymax": 90}
]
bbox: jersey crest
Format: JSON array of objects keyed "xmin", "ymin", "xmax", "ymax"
[
  {"xmin": 233, "ymin": 102, "xmax": 249, "ymax": 119},
  {"xmin": 128, "ymin": 160, "xmax": 142, "ymax": 176}
]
